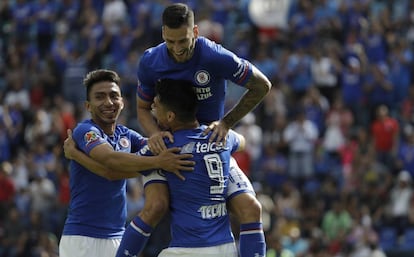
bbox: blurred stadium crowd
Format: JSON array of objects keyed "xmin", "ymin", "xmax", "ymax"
[{"xmin": 1, "ymin": 0, "xmax": 414, "ymax": 256}]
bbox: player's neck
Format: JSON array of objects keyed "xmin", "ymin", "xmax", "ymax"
[
  {"xmin": 171, "ymin": 120, "xmax": 199, "ymax": 132},
  {"xmin": 92, "ymin": 119, "xmax": 116, "ymax": 136}
]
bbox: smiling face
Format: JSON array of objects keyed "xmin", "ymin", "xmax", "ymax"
[
  {"xmin": 86, "ymin": 81, "xmax": 124, "ymax": 131},
  {"xmin": 162, "ymin": 24, "xmax": 198, "ymax": 63}
]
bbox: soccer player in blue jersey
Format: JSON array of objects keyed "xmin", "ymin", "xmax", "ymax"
[
  {"xmin": 132, "ymin": 78, "xmax": 244, "ymax": 257},
  {"xmin": 59, "ymin": 69, "xmax": 194, "ymax": 257},
  {"xmin": 129, "ymin": 3, "xmax": 271, "ymax": 257}
]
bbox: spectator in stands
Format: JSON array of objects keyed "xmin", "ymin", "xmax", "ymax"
[
  {"xmin": 234, "ymin": 112, "xmax": 263, "ymax": 177},
  {"xmin": 395, "ymin": 130, "xmax": 414, "ymax": 178},
  {"xmin": 1, "ymin": 206, "xmax": 29, "ymax": 256},
  {"xmin": 321, "ymin": 198, "xmax": 352, "ymax": 254},
  {"xmin": 285, "ymin": 47, "xmax": 313, "ymax": 103},
  {"xmin": 32, "ymin": 0, "xmax": 57, "ymax": 59},
  {"xmin": 283, "ymin": 107, "xmax": 319, "ymax": 181},
  {"xmin": 310, "ymin": 44, "xmax": 342, "ymax": 104},
  {"xmin": 281, "ymin": 227, "xmax": 309, "ymax": 257},
  {"xmin": 302, "ymin": 86, "xmax": 329, "ymax": 135},
  {"xmin": 339, "ymin": 56, "xmax": 366, "ymax": 127},
  {"xmin": 363, "ymin": 63, "xmax": 394, "ymax": 120},
  {"xmin": 266, "ymin": 233, "xmax": 294, "ymax": 257},
  {"xmin": 0, "ymin": 161, "xmax": 15, "ymax": 221},
  {"xmin": 322, "ymin": 97, "xmax": 354, "ymax": 166},
  {"xmin": 258, "ymin": 143, "xmax": 288, "ymax": 190},
  {"xmin": 370, "ymin": 104, "xmax": 399, "ymax": 170},
  {"xmin": 385, "ymin": 170, "xmax": 413, "ymax": 235},
  {"xmin": 388, "ymin": 37, "xmax": 413, "ymax": 107}
]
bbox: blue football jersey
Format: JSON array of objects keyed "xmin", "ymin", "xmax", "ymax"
[
  {"xmin": 137, "ymin": 36, "xmax": 253, "ymax": 124},
  {"xmin": 139, "ymin": 125, "xmax": 241, "ymax": 247},
  {"xmin": 62, "ymin": 119, "xmax": 146, "ymax": 238}
]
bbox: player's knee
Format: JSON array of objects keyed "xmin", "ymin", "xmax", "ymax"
[
  {"xmin": 243, "ymin": 196, "xmax": 262, "ymax": 221},
  {"xmin": 139, "ymin": 190, "xmax": 169, "ymax": 226},
  {"xmin": 150, "ymin": 198, "xmax": 169, "ymax": 216},
  {"xmin": 230, "ymin": 193, "xmax": 262, "ymax": 223}
]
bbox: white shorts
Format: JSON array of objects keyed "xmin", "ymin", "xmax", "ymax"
[
  {"xmin": 59, "ymin": 235, "xmax": 121, "ymax": 257},
  {"xmin": 142, "ymin": 156, "xmax": 255, "ymax": 199},
  {"xmin": 227, "ymin": 156, "xmax": 255, "ymax": 198},
  {"xmin": 158, "ymin": 242, "xmax": 238, "ymax": 257}
]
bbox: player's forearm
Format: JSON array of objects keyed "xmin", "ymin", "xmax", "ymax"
[
  {"xmin": 101, "ymin": 152, "xmax": 162, "ymax": 173},
  {"xmin": 223, "ymin": 68, "xmax": 271, "ymax": 128},
  {"xmin": 104, "ymin": 170, "xmax": 141, "ymax": 180},
  {"xmin": 222, "ymin": 90, "xmax": 264, "ymax": 128},
  {"xmin": 71, "ymin": 150, "xmax": 117, "ymax": 178},
  {"xmin": 137, "ymin": 107, "xmax": 161, "ymax": 137},
  {"xmin": 73, "ymin": 149, "xmax": 151, "ymax": 180},
  {"xmin": 72, "ymin": 151, "xmax": 139, "ymax": 180}
]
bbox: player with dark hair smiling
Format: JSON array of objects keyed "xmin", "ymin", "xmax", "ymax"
[{"xmin": 59, "ymin": 69, "xmax": 194, "ymax": 257}]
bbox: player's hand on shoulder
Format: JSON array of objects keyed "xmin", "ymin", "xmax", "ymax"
[
  {"xmin": 202, "ymin": 120, "xmax": 230, "ymax": 144},
  {"xmin": 158, "ymin": 147, "xmax": 195, "ymax": 180},
  {"xmin": 63, "ymin": 129, "xmax": 77, "ymax": 160},
  {"xmin": 148, "ymin": 131, "xmax": 174, "ymax": 155}
]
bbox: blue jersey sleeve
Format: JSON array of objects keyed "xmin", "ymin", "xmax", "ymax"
[
  {"xmin": 72, "ymin": 122, "xmax": 107, "ymax": 155},
  {"xmin": 136, "ymin": 50, "xmax": 157, "ymax": 102}
]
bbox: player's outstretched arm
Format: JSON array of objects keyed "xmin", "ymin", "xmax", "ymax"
[
  {"xmin": 90, "ymin": 145, "xmax": 194, "ymax": 174},
  {"xmin": 65, "ymin": 129, "xmax": 194, "ymax": 178}
]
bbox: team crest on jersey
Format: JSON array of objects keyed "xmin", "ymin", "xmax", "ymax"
[
  {"xmin": 194, "ymin": 70, "xmax": 210, "ymax": 86},
  {"xmin": 84, "ymin": 131, "xmax": 99, "ymax": 145},
  {"xmin": 119, "ymin": 137, "xmax": 130, "ymax": 148}
]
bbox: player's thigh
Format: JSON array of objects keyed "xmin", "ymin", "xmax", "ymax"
[
  {"xmin": 158, "ymin": 243, "xmax": 238, "ymax": 257},
  {"xmin": 227, "ymin": 156, "xmax": 255, "ymax": 198},
  {"xmin": 228, "ymin": 192, "xmax": 262, "ymax": 223},
  {"xmin": 140, "ymin": 171, "xmax": 170, "ymax": 225},
  {"xmin": 227, "ymin": 157, "xmax": 261, "ymax": 222},
  {"xmin": 59, "ymin": 235, "xmax": 120, "ymax": 257},
  {"xmin": 142, "ymin": 170, "xmax": 169, "ymax": 205}
]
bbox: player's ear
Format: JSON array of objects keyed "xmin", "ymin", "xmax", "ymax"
[
  {"xmin": 161, "ymin": 26, "xmax": 166, "ymax": 40},
  {"xmin": 119, "ymin": 97, "xmax": 125, "ymax": 110},
  {"xmin": 84, "ymin": 101, "xmax": 91, "ymax": 112},
  {"xmin": 167, "ymin": 111, "xmax": 175, "ymax": 122},
  {"xmin": 193, "ymin": 25, "xmax": 198, "ymax": 37}
]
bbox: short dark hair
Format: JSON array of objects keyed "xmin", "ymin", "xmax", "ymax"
[
  {"xmin": 162, "ymin": 3, "xmax": 194, "ymax": 28},
  {"xmin": 83, "ymin": 69, "xmax": 121, "ymax": 100},
  {"xmin": 155, "ymin": 79, "xmax": 198, "ymax": 123}
]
